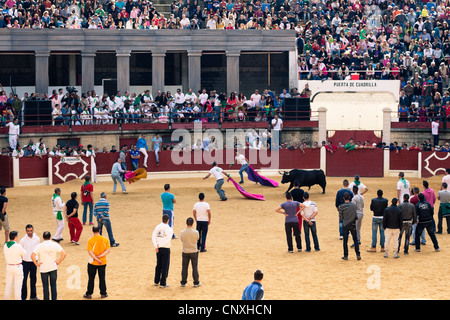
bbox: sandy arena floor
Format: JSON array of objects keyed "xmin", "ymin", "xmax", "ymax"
[{"xmin": 1, "ymin": 173, "xmax": 449, "ymax": 300}]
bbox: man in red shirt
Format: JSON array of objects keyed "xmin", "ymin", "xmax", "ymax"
[{"xmin": 81, "ymin": 175, "xmax": 94, "ymax": 225}]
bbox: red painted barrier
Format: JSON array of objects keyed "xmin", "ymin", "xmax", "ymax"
[
  {"xmin": 421, "ymin": 151, "xmax": 450, "ymax": 178},
  {"xmin": 389, "ymin": 150, "xmax": 419, "ymax": 171},
  {"xmin": 52, "ymin": 156, "xmax": 92, "ymax": 184},
  {"xmin": 0, "ymin": 156, "xmax": 13, "ymax": 187},
  {"xmin": 19, "ymin": 155, "xmax": 48, "ymax": 179},
  {"xmin": 326, "ymin": 148, "xmax": 384, "ymax": 177},
  {"xmin": 94, "ymin": 148, "xmax": 321, "ymax": 175}
]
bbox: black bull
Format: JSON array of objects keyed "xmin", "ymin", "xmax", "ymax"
[{"xmin": 279, "ymin": 169, "xmax": 327, "ymax": 194}]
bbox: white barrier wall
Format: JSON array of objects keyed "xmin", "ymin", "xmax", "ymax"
[{"xmin": 297, "ymin": 80, "xmax": 400, "ymax": 131}]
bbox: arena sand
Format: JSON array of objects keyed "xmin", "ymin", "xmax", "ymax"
[{"xmin": 2, "ymin": 174, "xmax": 450, "ymax": 300}]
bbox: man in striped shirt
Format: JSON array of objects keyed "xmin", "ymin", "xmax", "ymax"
[
  {"xmin": 94, "ymin": 193, "xmax": 119, "ymax": 247},
  {"xmin": 242, "ymin": 269, "xmax": 264, "ymax": 300}
]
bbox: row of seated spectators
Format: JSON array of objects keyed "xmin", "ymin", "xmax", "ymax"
[
  {"xmin": 0, "ymin": 0, "xmax": 303, "ymax": 30},
  {"xmin": 0, "ymin": 86, "xmax": 310, "ymax": 126}
]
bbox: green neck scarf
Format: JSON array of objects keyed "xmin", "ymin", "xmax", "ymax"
[
  {"xmin": 400, "ymin": 178, "xmax": 408, "ymax": 189},
  {"xmin": 354, "ymin": 180, "xmax": 361, "ymax": 186},
  {"xmin": 6, "ymin": 241, "xmax": 15, "ymax": 248}
]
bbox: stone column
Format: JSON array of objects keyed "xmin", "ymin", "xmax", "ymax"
[
  {"xmin": 317, "ymin": 107, "xmax": 327, "ymax": 144},
  {"xmin": 152, "ymin": 50, "xmax": 166, "ymax": 97},
  {"xmin": 226, "ymin": 50, "xmax": 240, "ymax": 96},
  {"xmin": 35, "ymin": 51, "xmax": 50, "ymax": 96},
  {"xmin": 116, "ymin": 49, "xmax": 131, "ymax": 94},
  {"xmin": 289, "ymin": 50, "xmax": 299, "ymax": 89},
  {"xmin": 188, "ymin": 50, "xmax": 202, "ymax": 92},
  {"xmin": 81, "ymin": 51, "xmax": 96, "ymax": 94},
  {"xmin": 382, "ymin": 107, "xmax": 392, "ymax": 145}
]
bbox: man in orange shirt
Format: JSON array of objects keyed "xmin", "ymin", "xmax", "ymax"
[{"xmin": 83, "ymin": 226, "xmax": 110, "ymax": 299}]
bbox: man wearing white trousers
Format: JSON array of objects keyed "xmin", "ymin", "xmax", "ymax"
[
  {"xmin": 136, "ymin": 134, "xmax": 149, "ymax": 168},
  {"xmin": 382, "ymin": 198, "xmax": 403, "ymax": 259},
  {"xmin": 4, "ymin": 230, "xmax": 26, "ymax": 300},
  {"xmin": 51, "ymin": 188, "xmax": 65, "ymax": 242},
  {"xmin": 6, "ymin": 118, "xmax": 20, "ymax": 150}
]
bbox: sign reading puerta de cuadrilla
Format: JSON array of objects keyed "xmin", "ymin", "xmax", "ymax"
[
  {"xmin": 52, "ymin": 156, "xmax": 91, "ymax": 184},
  {"xmin": 297, "ymin": 80, "xmax": 401, "ymax": 102}
]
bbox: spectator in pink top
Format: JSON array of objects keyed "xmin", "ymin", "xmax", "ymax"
[{"xmin": 422, "ymin": 180, "xmax": 436, "ymax": 208}]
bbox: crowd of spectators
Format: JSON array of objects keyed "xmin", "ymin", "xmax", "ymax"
[{"xmin": 1, "ymin": 86, "xmax": 302, "ymax": 126}]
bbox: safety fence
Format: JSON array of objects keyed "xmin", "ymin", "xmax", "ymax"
[{"xmin": 1, "ymin": 147, "xmax": 450, "ymax": 187}]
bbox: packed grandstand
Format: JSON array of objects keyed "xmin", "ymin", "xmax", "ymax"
[{"xmin": 0, "ymin": 0, "xmax": 450, "ymax": 126}]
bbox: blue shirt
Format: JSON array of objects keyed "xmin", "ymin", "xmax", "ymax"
[
  {"xmin": 136, "ymin": 138, "xmax": 148, "ymax": 150},
  {"xmin": 130, "ymin": 149, "xmax": 140, "ymax": 163},
  {"xmin": 152, "ymin": 137, "xmax": 162, "ymax": 150},
  {"xmin": 242, "ymin": 281, "xmax": 264, "ymax": 300},
  {"xmin": 280, "ymin": 200, "xmax": 300, "ymax": 224},
  {"xmin": 161, "ymin": 192, "xmax": 175, "ymax": 211}
]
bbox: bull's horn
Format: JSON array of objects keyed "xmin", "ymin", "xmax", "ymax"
[{"xmin": 279, "ymin": 171, "xmax": 283, "ymax": 175}]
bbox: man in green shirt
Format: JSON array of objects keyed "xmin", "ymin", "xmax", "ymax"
[{"xmin": 345, "ymin": 138, "xmax": 356, "ymax": 152}]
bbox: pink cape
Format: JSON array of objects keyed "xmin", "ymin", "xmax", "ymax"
[{"xmin": 227, "ymin": 177, "xmax": 265, "ymax": 201}]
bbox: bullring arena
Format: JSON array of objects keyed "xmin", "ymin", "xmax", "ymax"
[{"xmin": 1, "ymin": 147, "xmax": 450, "ymax": 301}]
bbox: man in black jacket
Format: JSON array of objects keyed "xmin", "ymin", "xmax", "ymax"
[
  {"xmin": 339, "ymin": 192, "xmax": 360, "ymax": 261},
  {"xmin": 414, "ymin": 193, "xmax": 440, "ymax": 252},
  {"xmin": 368, "ymin": 189, "xmax": 389, "ymax": 253},
  {"xmin": 382, "ymin": 198, "xmax": 403, "ymax": 258},
  {"xmin": 398, "ymin": 194, "xmax": 417, "ymax": 254}
]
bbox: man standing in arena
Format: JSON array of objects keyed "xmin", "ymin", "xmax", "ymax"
[
  {"xmin": 19, "ymin": 224, "xmax": 40, "ymax": 300},
  {"xmin": 51, "ymin": 188, "xmax": 65, "ymax": 243},
  {"xmin": 397, "ymin": 172, "xmax": 410, "ymax": 204},
  {"xmin": 339, "ymin": 192, "xmax": 361, "ymax": 260},
  {"xmin": 275, "ymin": 192, "xmax": 302, "ymax": 253},
  {"xmin": 161, "ymin": 184, "xmax": 177, "ymax": 239},
  {"xmin": 152, "ymin": 214, "xmax": 173, "ymax": 288}
]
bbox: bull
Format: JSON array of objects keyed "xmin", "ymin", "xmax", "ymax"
[{"xmin": 279, "ymin": 169, "xmax": 327, "ymax": 194}]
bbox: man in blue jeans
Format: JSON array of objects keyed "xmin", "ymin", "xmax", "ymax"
[
  {"xmin": 161, "ymin": 184, "xmax": 177, "ymax": 239},
  {"xmin": 152, "ymin": 133, "xmax": 163, "ymax": 166},
  {"xmin": 233, "ymin": 150, "xmax": 249, "ymax": 184},
  {"xmin": 203, "ymin": 162, "xmax": 230, "ymax": 201},
  {"xmin": 367, "ymin": 189, "xmax": 388, "ymax": 252},
  {"xmin": 94, "ymin": 193, "xmax": 119, "ymax": 247}
]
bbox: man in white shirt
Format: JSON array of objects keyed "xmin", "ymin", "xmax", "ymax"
[
  {"xmin": 203, "ymin": 162, "xmax": 230, "ymax": 201},
  {"xmin": 19, "ymin": 224, "xmax": 40, "ymax": 300},
  {"xmin": 397, "ymin": 172, "xmax": 411, "ymax": 204},
  {"xmin": 442, "ymin": 168, "xmax": 450, "ymax": 191},
  {"xmin": 174, "ymin": 88, "xmax": 185, "ymax": 108},
  {"xmin": 152, "ymin": 214, "xmax": 173, "ymax": 288},
  {"xmin": 31, "ymin": 231, "xmax": 66, "ymax": 300},
  {"xmin": 351, "ymin": 185, "xmax": 364, "ymax": 245},
  {"xmin": 271, "ymin": 114, "xmax": 283, "ymax": 147},
  {"xmin": 193, "ymin": 193, "xmax": 211, "ymax": 252},
  {"xmin": 432, "ymin": 118, "xmax": 440, "ymax": 147},
  {"xmin": 198, "ymin": 89, "xmax": 209, "ymax": 106},
  {"xmin": 184, "ymin": 88, "xmax": 197, "ymax": 105},
  {"xmin": 51, "ymin": 188, "xmax": 65, "ymax": 242},
  {"xmin": 299, "ymin": 192, "xmax": 320, "ymax": 251},
  {"xmin": 11, "ymin": 145, "xmax": 23, "ymax": 159},
  {"xmin": 86, "ymin": 144, "xmax": 98, "ymax": 183},
  {"xmin": 252, "ymin": 137, "xmax": 262, "ymax": 150},
  {"xmin": 348, "ymin": 174, "xmax": 369, "ymax": 196},
  {"xmin": 250, "ymin": 89, "xmax": 261, "ymax": 106},
  {"xmin": 6, "ymin": 118, "xmax": 20, "ymax": 150},
  {"xmin": 4, "ymin": 231, "xmax": 26, "ymax": 300}
]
